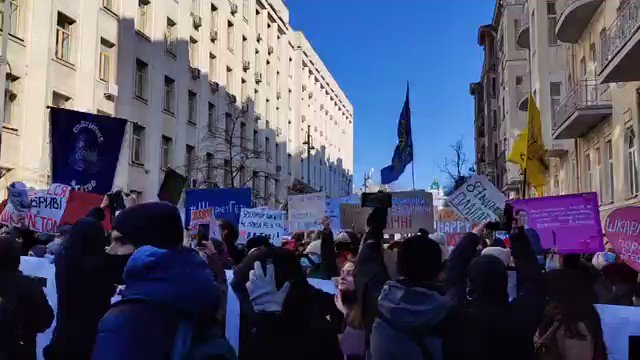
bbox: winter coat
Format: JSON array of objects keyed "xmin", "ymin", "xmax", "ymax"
[
  {"xmin": 370, "ymin": 280, "xmax": 449, "ymax": 360},
  {"xmin": 92, "ymin": 246, "xmax": 221, "ymax": 360},
  {"xmin": 441, "ymin": 229, "xmax": 545, "ymax": 360},
  {"xmin": 535, "ymin": 322, "xmax": 601, "ymax": 360},
  {"xmin": 0, "ymin": 272, "xmax": 54, "ymax": 360}
]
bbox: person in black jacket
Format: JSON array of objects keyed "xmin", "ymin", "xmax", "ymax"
[
  {"xmin": 232, "ymin": 246, "xmax": 343, "ymax": 360},
  {"xmin": 0, "ymin": 235, "xmax": 54, "ymax": 360},
  {"xmin": 441, "ymin": 224, "xmax": 545, "ymax": 360},
  {"xmin": 44, "ymin": 218, "xmax": 115, "ymax": 360}
]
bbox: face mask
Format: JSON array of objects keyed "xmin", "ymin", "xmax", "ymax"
[
  {"xmin": 603, "ymin": 252, "xmax": 617, "ymax": 264},
  {"xmin": 300, "ymin": 257, "xmax": 313, "ymax": 269}
]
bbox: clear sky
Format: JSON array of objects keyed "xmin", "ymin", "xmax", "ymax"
[{"xmin": 287, "ymin": 0, "xmax": 495, "ymax": 191}]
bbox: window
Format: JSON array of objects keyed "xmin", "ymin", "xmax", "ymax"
[
  {"xmin": 165, "ymin": 18, "xmax": 177, "ymax": 55},
  {"xmin": 265, "ymin": 99, "xmax": 270, "ymax": 123},
  {"xmin": 589, "ymin": 42, "xmax": 596, "ymax": 63},
  {"xmin": 287, "ymin": 153, "xmax": 292, "ymax": 175},
  {"xmin": 225, "ymin": 113, "xmax": 233, "ymax": 137},
  {"xmin": 239, "ymin": 166, "xmax": 246, "ymax": 187},
  {"xmin": 185, "ymin": 145, "xmax": 195, "ymax": 177},
  {"xmin": 242, "ymin": 0, "xmax": 249, "ymax": 21},
  {"xmin": 163, "ymin": 76, "xmax": 175, "ymax": 114},
  {"xmin": 208, "ymin": 102, "xmax": 216, "ymax": 132},
  {"xmin": 0, "ymin": 0, "xmax": 20, "ymax": 36},
  {"xmin": 550, "ymin": 82, "xmax": 561, "ymax": 123},
  {"xmin": 209, "ymin": 53, "xmax": 217, "ymax": 81},
  {"xmin": 103, "ymin": 0, "xmax": 114, "ymax": 11},
  {"xmin": 161, "ymin": 136, "xmax": 172, "ymax": 170},
  {"xmin": 274, "ymin": 178, "xmax": 279, "ymax": 202},
  {"xmin": 256, "ymin": 9, "xmax": 262, "ymax": 36},
  {"xmin": 255, "ymin": 50, "xmax": 261, "ymax": 73},
  {"xmin": 191, "ymin": 0, "xmax": 199, "ymax": 14},
  {"xmin": 596, "ymin": 146, "xmax": 603, "ymax": 201},
  {"xmin": 514, "ymin": 19, "xmax": 520, "ymax": 47},
  {"xmin": 275, "ymin": 143, "xmax": 280, "ymax": 166},
  {"xmin": 265, "ymin": 137, "xmax": 271, "ymax": 162},
  {"xmin": 136, "ymin": 0, "xmax": 150, "ymax": 35},
  {"xmin": 241, "ymin": 78, "xmax": 247, "ymax": 103},
  {"xmin": 134, "ymin": 58, "xmax": 148, "ymax": 100},
  {"xmin": 580, "ymin": 56, "xmax": 587, "ymax": 79},
  {"xmin": 210, "ymin": 4, "xmax": 218, "ymax": 31},
  {"xmin": 132, "ymin": 124, "xmax": 145, "ymax": 164},
  {"xmin": 187, "ymin": 91, "xmax": 197, "ymax": 124},
  {"xmin": 240, "ymin": 122, "xmax": 247, "ymax": 147},
  {"xmin": 288, "ymin": 57, "xmax": 293, "ymax": 78},
  {"xmin": 599, "ymin": 28, "xmax": 608, "ymax": 65},
  {"xmin": 301, "ymin": 158, "xmax": 304, "ymax": 179},
  {"xmin": 99, "ymin": 38, "xmax": 114, "ymax": 82},
  {"xmin": 226, "ymin": 67, "xmax": 233, "ymax": 93},
  {"xmin": 51, "ymin": 91, "xmax": 71, "ymax": 108},
  {"xmin": 254, "ymin": 89, "xmax": 260, "ymax": 113},
  {"xmin": 606, "ymin": 140, "xmax": 615, "ymax": 202},
  {"xmin": 189, "ymin": 37, "xmax": 198, "ymax": 68},
  {"xmin": 55, "ymin": 12, "xmax": 75, "ymax": 62},
  {"xmin": 3, "ymin": 75, "xmax": 17, "ymax": 125},
  {"xmin": 491, "ymin": 77, "xmax": 496, "ymax": 98},
  {"xmin": 253, "ymin": 129, "xmax": 259, "ymax": 150},
  {"xmin": 223, "ymin": 159, "xmax": 231, "ymax": 187},
  {"xmin": 288, "ymin": 89, "xmax": 292, "ymax": 108},
  {"xmin": 206, "ymin": 153, "xmax": 214, "ymax": 182},
  {"xmin": 627, "ymin": 127, "xmax": 639, "ymax": 195},
  {"xmin": 242, "ymin": 36, "xmax": 248, "ymax": 62},
  {"xmin": 547, "ymin": 2, "xmax": 557, "ymax": 45},
  {"xmin": 227, "ymin": 21, "xmax": 234, "ymax": 52}
]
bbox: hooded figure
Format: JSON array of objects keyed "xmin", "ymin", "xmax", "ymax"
[{"xmin": 92, "ymin": 202, "xmax": 222, "ymax": 360}]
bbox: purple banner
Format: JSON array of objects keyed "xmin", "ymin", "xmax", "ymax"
[{"xmin": 510, "ymin": 192, "xmax": 604, "ymax": 254}]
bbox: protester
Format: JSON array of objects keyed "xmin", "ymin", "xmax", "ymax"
[
  {"xmin": 93, "ymin": 202, "xmax": 227, "ymax": 360},
  {"xmin": 0, "ymin": 235, "xmax": 54, "ymax": 360},
  {"xmin": 534, "ymin": 270, "xmax": 607, "ymax": 360},
  {"xmin": 600, "ymin": 261, "xmax": 639, "ymax": 306},
  {"xmin": 232, "ymin": 247, "xmax": 343, "ymax": 360},
  {"xmin": 46, "ymin": 225, "xmax": 71, "ymax": 257},
  {"xmin": 44, "ymin": 218, "xmax": 114, "ymax": 360},
  {"xmin": 335, "ymin": 260, "xmax": 365, "ymax": 360},
  {"xmin": 245, "ymin": 234, "xmax": 273, "ymax": 256},
  {"xmin": 219, "ymin": 218, "xmax": 244, "ymax": 265},
  {"xmin": 370, "ymin": 234, "xmax": 449, "ymax": 360}
]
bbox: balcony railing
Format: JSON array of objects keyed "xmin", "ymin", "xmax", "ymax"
[
  {"xmin": 599, "ymin": 0, "xmax": 640, "ymax": 70},
  {"xmin": 553, "ymin": 80, "xmax": 611, "ymax": 130}
]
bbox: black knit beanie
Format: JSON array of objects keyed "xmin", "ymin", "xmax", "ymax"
[{"xmin": 113, "ymin": 202, "xmax": 184, "ymax": 249}]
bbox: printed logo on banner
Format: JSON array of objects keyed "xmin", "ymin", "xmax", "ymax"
[
  {"xmin": 238, "ymin": 208, "xmax": 286, "ymax": 246},
  {"xmin": 0, "ymin": 184, "xmax": 72, "ymax": 234},
  {"xmin": 184, "ymin": 188, "xmax": 252, "ymax": 227},
  {"xmin": 50, "ymin": 108, "xmax": 127, "ymax": 194},
  {"xmin": 449, "ymin": 175, "xmax": 506, "ymax": 222}
]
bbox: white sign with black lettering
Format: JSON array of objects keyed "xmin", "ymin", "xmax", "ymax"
[
  {"xmin": 238, "ymin": 208, "xmax": 286, "ymax": 246},
  {"xmin": 448, "ymin": 175, "xmax": 506, "ymax": 222}
]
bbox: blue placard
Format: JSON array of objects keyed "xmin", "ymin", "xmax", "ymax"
[
  {"xmin": 50, "ymin": 108, "xmax": 127, "ymax": 194},
  {"xmin": 184, "ymin": 188, "xmax": 252, "ymax": 227}
]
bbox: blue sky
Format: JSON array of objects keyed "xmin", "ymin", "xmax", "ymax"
[{"xmin": 287, "ymin": 0, "xmax": 494, "ymax": 191}]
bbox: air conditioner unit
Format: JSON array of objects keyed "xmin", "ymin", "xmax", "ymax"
[
  {"xmin": 255, "ymin": 71, "xmax": 263, "ymax": 83},
  {"xmin": 192, "ymin": 14, "xmax": 203, "ymax": 28},
  {"xmin": 230, "ymin": 2, "xmax": 238, "ymax": 15},
  {"xmin": 267, "ymin": 45, "xmax": 274, "ymax": 55},
  {"xmin": 242, "ymin": 60, "xmax": 251, "ymax": 71},
  {"xmin": 276, "ymin": 91, "xmax": 282, "ymax": 99},
  {"xmin": 210, "ymin": 81, "xmax": 220, "ymax": 93},
  {"xmin": 210, "ymin": 29, "xmax": 218, "ymax": 42},
  {"xmin": 105, "ymin": 83, "xmax": 119, "ymax": 98},
  {"xmin": 190, "ymin": 67, "xmax": 201, "ymax": 80}
]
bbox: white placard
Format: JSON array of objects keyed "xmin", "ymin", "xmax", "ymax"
[
  {"xmin": 238, "ymin": 208, "xmax": 286, "ymax": 246},
  {"xmin": 1, "ymin": 184, "xmax": 72, "ymax": 234},
  {"xmin": 189, "ymin": 207, "xmax": 221, "ymax": 240},
  {"xmin": 287, "ymin": 192, "xmax": 326, "ymax": 232},
  {"xmin": 448, "ymin": 175, "xmax": 506, "ymax": 222},
  {"xmin": 595, "ymin": 304, "xmax": 640, "ymax": 360}
]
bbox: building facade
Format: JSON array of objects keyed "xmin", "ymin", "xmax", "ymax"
[{"xmin": 0, "ymin": 0, "xmax": 354, "ymax": 205}]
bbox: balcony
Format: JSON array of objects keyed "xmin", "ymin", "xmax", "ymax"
[
  {"xmin": 552, "ymin": 81, "xmax": 611, "ymax": 139},
  {"xmin": 517, "ymin": 86, "xmax": 529, "ymax": 111},
  {"xmin": 516, "ymin": 10, "xmax": 530, "ymax": 49},
  {"xmin": 556, "ymin": 0, "xmax": 604, "ymax": 44},
  {"xmin": 598, "ymin": 0, "xmax": 640, "ymax": 83}
]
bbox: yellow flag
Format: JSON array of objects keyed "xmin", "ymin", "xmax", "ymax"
[
  {"xmin": 525, "ymin": 95, "xmax": 548, "ymax": 195},
  {"xmin": 507, "ymin": 130, "xmax": 527, "ymax": 168}
]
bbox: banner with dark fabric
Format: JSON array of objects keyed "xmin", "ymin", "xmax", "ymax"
[
  {"xmin": 158, "ymin": 168, "xmax": 187, "ymax": 205},
  {"xmin": 50, "ymin": 108, "xmax": 127, "ymax": 194}
]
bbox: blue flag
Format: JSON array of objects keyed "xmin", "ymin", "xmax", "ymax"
[
  {"xmin": 381, "ymin": 85, "xmax": 413, "ymax": 184},
  {"xmin": 50, "ymin": 108, "xmax": 127, "ymax": 194}
]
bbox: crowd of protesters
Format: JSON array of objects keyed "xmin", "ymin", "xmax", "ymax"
[{"xmin": 1, "ymin": 195, "xmax": 638, "ymax": 360}]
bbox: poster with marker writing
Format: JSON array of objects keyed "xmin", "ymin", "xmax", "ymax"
[{"xmin": 449, "ymin": 175, "xmax": 506, "ymax": 222}]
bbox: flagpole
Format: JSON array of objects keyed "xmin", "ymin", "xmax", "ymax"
[{"xmin": 411, "ymin": 157, "xmax": 415, "ymax": 190}]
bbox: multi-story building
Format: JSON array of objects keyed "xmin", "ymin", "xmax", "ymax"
[{"xmin": 0, "ymin": 0, "xmax": 354, "ymax": 205}]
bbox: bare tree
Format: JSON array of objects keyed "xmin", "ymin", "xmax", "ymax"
[{"xmin": 438, "ymin": 136, "xmax": 473, "ymax": 193}]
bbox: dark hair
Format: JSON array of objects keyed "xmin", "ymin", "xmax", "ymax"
[
  {"xmin": 541, "ymin": 270, "xmax": 607, "ymax": 355},
  {"xmin": 291, "ymin": 231, "xmax": 305, "ymax": 244},
  {"xmin": 0, "ymin": 235, "xmax": 20, "ymax": 273},
  {"xmin": 397, "ymin": 235, "xmax": 442, "ymax": 281},
  {"xmin": 218, "ymin": 219, "xmax": 239, "ymax": 244}
]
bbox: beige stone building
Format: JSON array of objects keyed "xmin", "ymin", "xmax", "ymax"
[{"xmin": 0, "ymin": 0, "xmax": 354, "ymax": 204}]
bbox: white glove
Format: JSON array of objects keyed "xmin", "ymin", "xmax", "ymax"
[{"xmin": 246, "ymin": 261, "xmax": 291, "ymax": 312}]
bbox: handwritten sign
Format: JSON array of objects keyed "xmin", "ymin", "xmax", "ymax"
[
  {"xmin": 288, "ymin": 192, "xmax": 325, "ymax": 232},
  {"xmin": 385, "ymin": 190, "xmax": 434, "ymax": 234},
  {"xmin": 449, "ymin": 175, "xmax": 505, "ymax": 222},
  {"xmin": 510, "ymin": 192, "xmax": 604, "ymax": 254},
  {"xmin": 238, "ymin": 208, "xmax": 286, "ymax": 246},
  {"xmin": 189, "ymin": 207, "xmax": 220, "ymax": 240},
  {"xmin": 0, "ymin": 184, "xmax": 72, "ymax": 233},
  {"xmin": 326, "ymin": 196, "xmax": 359, "ymax": 235},
  {"xmin": 436, "ymin": 220, "xmax": 474, "ymax": 247},
  {"xmin": 605, "ymin": 207, "xmax": 640, "ymax": 271},
  {"xmin": 340, "ymin": 204, "xmax": 372, "ymax": 233}
]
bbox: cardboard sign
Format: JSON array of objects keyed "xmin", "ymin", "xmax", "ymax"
[
  {"xmin": 510, "ymin": 192, "xmax": 604, "ymax": 254},
  {"xmin": 288, "ymin": 192, "xmax": 325, "ymax": 232},
  {"xmin": 184, "ymin": 188, "xmax": 252, "ymax": 227},
  {"xmin": 189, "ymin": 207, "xmax": 220, "ymax": 240},
  {"xmin": 436, "ymin": 220, "xmax": 474, "ymax": 247},
  {"xmin": 238, "ymin": 208, "xmax": 286, "ymax": 246},
  {"xmin": 0, "ymin": 184, "xmax": 72, "ymax": 233},
  {"xmin": 385, "ymin": 190, "xmax": 434, "ymax": 234},
  {"xmin": 325, "ymin": 196, "xmax": 359, "ymax": 235},
  {"xmin": 605, "ymin": 206, "xmax": 640, "ymax": 271},
  {"xmin": 449, "ymin": 175, "xmax": 505, "ymax": 222},
  {"xmin": 595, "ymin": 304, "xmax": 640, "ymax": 360},
  {"xmin": 340, "ymin": 204, "xmax": 372, "ymax": 233}
]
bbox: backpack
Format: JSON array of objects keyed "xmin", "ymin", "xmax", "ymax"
[{"xmin": 171, "ymin": 320, "xmax": 237, "ymax": 360}]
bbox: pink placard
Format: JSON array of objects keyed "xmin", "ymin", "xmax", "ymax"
[
  {"xmin": 605, "ymin": 207, "xmax": 640, "ymax": 272},
  {"xmin": 510, "ymin": 192, "xmax": 604, "ymax": 254}
]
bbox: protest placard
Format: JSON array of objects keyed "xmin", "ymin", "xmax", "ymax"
[
  {"xmin": 238, "ymin": 208, "xmax": 286, "ymax": 246},
  {"xmin": 449, "ymin": 175, "xmax": 506, "ymax": 222},
  {"xmin": 510, "ymin": 192, "xmax": 604, "ymax": 254},
  {"xmin": 184, "ymin": 188, "xmax": 252, "ymax": 227},
  {"xmin": 325, "ymin": 196, "xmax": 359, "ymax": 235},
  {"xmin": 605, "ymin": 206, "xmax": 640, "ymax": 271},
  {"xmin": 595, "ymin": 304, "xmax": 640, "ymax": 360},
  {"xmin": 0, "ymin": 184, "xmax": 72, "ymax": 234},
  {"xmin": 385, "ymin": 190, "xmax": 434, "ymax": 234},
  {"xmin": 288, "ymin": 192, "xmax": 325, "ymax": 232},
  {"xmin": 436, "ymin": 219, "xmax": 474, "ymax": 247},
  {"xmin": 188, "ymin": 207, "xmax": 221, "ymax": 240}
]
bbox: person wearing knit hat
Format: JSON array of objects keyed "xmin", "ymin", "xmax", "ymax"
[
  {"xmin": 111, "ymin": 201, "xmax": 184, "ymax": 249},
  {"xmin": 481, "ymin": 246, "xmax": 512, "ymax": 267}
]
